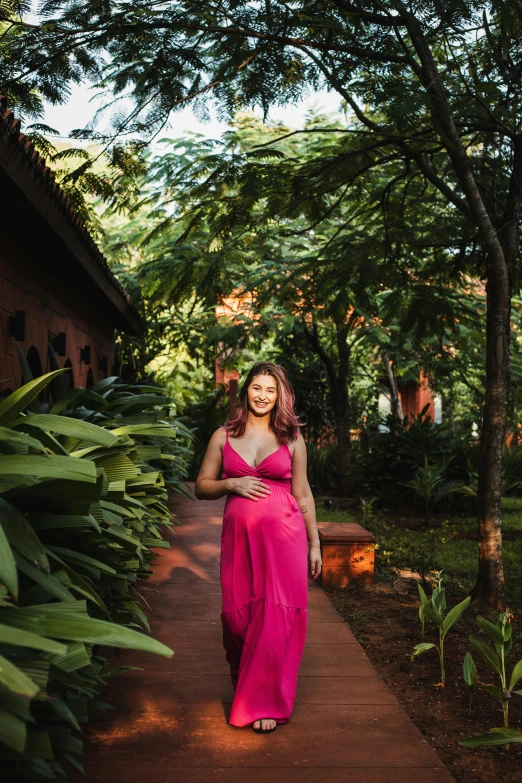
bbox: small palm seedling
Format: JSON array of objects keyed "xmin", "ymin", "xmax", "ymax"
[
  {"xmin": 412, "ymin": 571, "xmax": 471, "ymax": 686},
  {"xmin": 402, "ymin": 457, "xmax": 467, "ymax": 524},
  {"xmin": 360, "ymin": 496, "xmax": 379, "ymax": 523},
  {"xmin": 459, "ymin": 609, "xmax": 522, "ymax": 749}
]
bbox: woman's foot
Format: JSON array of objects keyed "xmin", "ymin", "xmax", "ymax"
[{"xmin": 252, "ymin": 718, "xmax": 277, "ymax": 733}]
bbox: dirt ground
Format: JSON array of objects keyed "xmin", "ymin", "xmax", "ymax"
[{"xmin": 323, "ymin": 579, "xmax": 522, "ymax": 783}]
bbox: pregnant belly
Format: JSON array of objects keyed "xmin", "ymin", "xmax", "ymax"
[{"xmin": 224, "ymin": 488, "xmax": 304, "ymax": 533}]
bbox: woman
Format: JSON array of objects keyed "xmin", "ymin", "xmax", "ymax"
[{"xmin": 195, "ymin": 361, "xmax": 321, "ymax": 733}]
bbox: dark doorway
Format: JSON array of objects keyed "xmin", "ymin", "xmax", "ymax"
[
  {"xmin": 26, "ymin": 346, "xmax": 43, "ymax": 379},
  {"xmin": 64, "ymin": 358, "xmax": 74, "ymax": 390}
]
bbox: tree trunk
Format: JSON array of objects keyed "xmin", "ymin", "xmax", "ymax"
[
  {"xmin": 471, "ymin": 264, "xmax": 510, "ymax": 607},
  {"xmin": 381, "ymin": 350, "xmax": 404, "ymax": 421},
  {"xmin": 471, "ymin": 136, "xmax": 522, "ymax": 608}
]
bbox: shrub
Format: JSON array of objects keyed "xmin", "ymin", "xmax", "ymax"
[
  {"xmin": 350, "ymin": 408, "xmax": 477, "ymax": 511},
  {"xmin": 0, "ymin": 370, "xmax": 192, "ymax": 780}
]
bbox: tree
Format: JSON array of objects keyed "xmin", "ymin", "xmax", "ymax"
[
  {"xmin": 4, "ymin": 1, "xmax": 522, "ymax": 605},
  {"xmin": 120, "ymin": 114, "xmax": 480, "ymax": 498}
]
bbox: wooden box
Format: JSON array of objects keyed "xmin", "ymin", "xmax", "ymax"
[{"xmin": 317, "ymin": 522, "xmax": 376, "ymax": 588}]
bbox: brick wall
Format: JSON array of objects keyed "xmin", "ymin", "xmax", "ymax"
[{"xmin": 0, "ymin": 255, "xmax": 115, "ymax": 391}]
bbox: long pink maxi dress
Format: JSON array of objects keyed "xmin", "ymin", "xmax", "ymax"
[{"xmin": 220, "ymin": 429, "xmax": 309, "ymax": 727}]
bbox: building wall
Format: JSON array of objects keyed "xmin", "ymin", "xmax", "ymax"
[{"xmin": 0, "ymin": 255, "xmax": 115, "ymax": 391}]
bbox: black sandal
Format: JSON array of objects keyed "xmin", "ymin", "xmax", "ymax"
[{"xmin": 252, "ymin": 719, "xmax": 277, "ymax": 734}]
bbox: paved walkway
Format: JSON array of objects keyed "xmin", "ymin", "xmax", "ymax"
[{"xmin": 81, "ymin": 486, "xmax": 454, "ymax": 783}]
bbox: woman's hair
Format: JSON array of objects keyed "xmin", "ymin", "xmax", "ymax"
[{"xmin": 225, "ymin": 362, "xmax": 301, "ymax": 443}]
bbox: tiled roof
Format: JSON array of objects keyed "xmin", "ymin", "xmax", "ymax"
[{"xmin": 0, "ymin": 97, "xmax": 142, "ymax": 334}]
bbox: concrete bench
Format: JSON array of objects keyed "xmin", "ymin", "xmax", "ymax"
[{"xmin": 317, "ymin": 522, "xmax": 376, "ymax": 588}]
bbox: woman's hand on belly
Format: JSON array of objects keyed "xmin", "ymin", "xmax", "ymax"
[{"xmin": 226, "ymin": 476, "xmax": 272, "ymax": 501}]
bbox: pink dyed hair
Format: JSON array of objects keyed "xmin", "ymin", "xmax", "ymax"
[{"xmin": 225, "ymin": 362, "xmax": 301, "ymax": 443}]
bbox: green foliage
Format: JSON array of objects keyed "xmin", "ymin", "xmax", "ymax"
[
  {"xmin": 352, "ymin": 408, "xmax": 479, "ymax": 511},
  {"xmin": 463, "ymin": 651, "xmax": 478, "ymax": 714},
  {"xmin": 0, "ymin": 369, "xmax": 192, "ymax": 780},
  {"xmin": 411, "ymin": 572, "xmax": 471, "ymax": 685},
  {"xmin": 460, "ymin": 609, "xmax": 522, "ymax": 743},
  {"xmin": 402, "ymin": 457, "xmax": 469, "ymax": 524},
  {"xmin": 306, "ymin": 442, "xmax": 337, "ymax": 495},
  {"xmin": 182, "ymin": 386, "xmax": 230, "ymax": 480}
]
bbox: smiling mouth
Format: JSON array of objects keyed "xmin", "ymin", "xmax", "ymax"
[{"xmin": 254, "ymin": 401, "xmax": 268, "ymax": 406}]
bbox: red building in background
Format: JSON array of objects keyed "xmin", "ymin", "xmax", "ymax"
[{"xmin": 0, "ymin": 99, "xmax": 140, "ymax": 392}]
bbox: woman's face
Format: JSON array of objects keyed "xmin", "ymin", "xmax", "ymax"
[{"xmin": 247, "ymin": 374, "xmax": 278, "ymax": 417}]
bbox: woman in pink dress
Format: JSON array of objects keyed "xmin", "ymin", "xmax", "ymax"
[{"xmin": 195, "ymin": 362, "xmax": 321, "ymax": 733}]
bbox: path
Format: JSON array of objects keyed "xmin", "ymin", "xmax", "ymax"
[{"xmin": 81, "ymin": 485, "xmax": 454, "ymax": 783}]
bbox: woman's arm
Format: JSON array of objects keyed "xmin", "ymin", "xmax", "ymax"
[
  {"xmin": 290, "ymin": 434, "xmax": 322, "ymax": 580},
  {"xmin": 194, "ymin": 429, "xmax": 272, "ymax": 501}
]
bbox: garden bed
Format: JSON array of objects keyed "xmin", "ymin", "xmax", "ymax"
[{"xmin": 324, "ymin": 579, "xmax": 522, "ymax": 783}]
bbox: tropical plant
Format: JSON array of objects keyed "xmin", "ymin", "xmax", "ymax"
[
  {"xmin": 402, "ymin": 457, "xmax": 468, "ymax": 525},
  {"xmin": 463, "ymin": 651, "xmax": 478, "ymax": 715},
  {"xmin": 459, "ymin": 609, "xmax": 522, "ymax": 748},
  {"xmin": 0, "ymin": 369, "xmax": 192, "ymax": 780},
  {"xmin": 412, "ymin": 572, "xmax": 471, "ymax": 686}
]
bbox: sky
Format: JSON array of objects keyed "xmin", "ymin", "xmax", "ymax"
[{"xmin": 41, "ymin": 82, "xmax": 345, "ymax": 146}]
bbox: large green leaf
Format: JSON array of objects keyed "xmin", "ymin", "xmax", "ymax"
[
  {"xmin": 0, "ymin": 654, "xmax": 39, "ymax": 698},
  {"xmin": 95, "ymin": 454, "xmax": 139, "ymax": 481},
  {"xmin": 411, "ymin": 642, "xmax": 435, "ymax": 659},
  {"xmin": 12, "ymin": 422, "xmax": 70, "ymax": 456},
  {"xmin": 463, "ymin": 652, "xmax": 477, "ymax": 687},
  {"xmin": 15, "ymin": 553, "xmax": 76, "ymax": 603},
  {"xmin": 47, "ymin": 388, "xmax": 108, "ymax": 415},
  {"xmin": 0, "ymin": 706, "xmax": 27, "ymax": 754},
  {"xmin": 469, "ymin": 635, "xmax": 502, "ymax": 677},
  {"xmin": 45, "ymin": 546, "xmax": 117, "ymax": 576},
  {"xmin": 0, "ymin": 623, "xmax": 67, "ymax": 655},
  {"xmin": 459, "ymin": 728, "xmax": 522, "ymax": 747},
  {"xmin": 476, "ymin": 615, "xmax": 505, "ymax": 646},
  {"xmin": 45, "ymin": 550, "xmax": 107, "ymax": 611},
  {"xmin": 111, "ymin": 395, "xmax": 170, "ymax": 412},
  {"xmin": 0, "ymin": 455, "xmax": 96, "ymax": 482},
  {"xmin": 441, "ymin": 596, "xmax": 471, "ymax": 636},
  {"xmin": 19, "ymin": 415, "xmax": 119, "ymax": 448},
  {"xmin": 111, "ymin": 424, "xmax": 177, "ymax": 438},
  {"xmin": 29, "ymin": 513, "xmax": 101, "ymax": 533},
  {"xmin": 0, "ymin": 371, "xmax": 65, "ymax": 426},
  {"xmin": 0, "ymin": 498, "xmax": 49, "ymax": 571},
  {"xmin": 2, "ymin": 605, "xmax": 173, "ymax": 657},
  {"xmin": 0, "ymin": 522, "xmax": 17, "ymax": 597},
  {"xmin": 43, "ymin": 641, "xmax": 91, "ymax": 673},
  {"xmin": 0, "ymin": 426, "xmax": 46, "ymax": 453},
  {"xmin": 423, "ymin": 602, "xmax": 443, "ymax": 627},
  {"xmin": 509, "ymin": 659, "xmax": 522, "ymax": 692}
]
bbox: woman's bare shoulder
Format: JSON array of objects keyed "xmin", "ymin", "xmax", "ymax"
[
  {"xmin": 209, "ymin": 427, "xmax": 227, "ymax": 447},
  {"xmin": 289, "ymin": 431, "xmax": 305, "ymax": 457}
]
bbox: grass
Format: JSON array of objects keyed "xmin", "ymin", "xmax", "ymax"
[
  {"xmin": 315, "ymin": 507, "xmax": 358, "ymax": 523},
  {"xmin": 315, "ymin": 495, "xmax": 522, "ymax": 612}
]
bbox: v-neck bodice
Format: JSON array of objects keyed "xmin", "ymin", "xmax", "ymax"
[{"xmin": 222, "ymin": 434, "xmax": 292, "ymax": 487}]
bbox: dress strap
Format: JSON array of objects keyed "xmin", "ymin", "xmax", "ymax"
[{"xmin": 225, "ymin": 427, "xmax": 229, "ymax": 443}]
